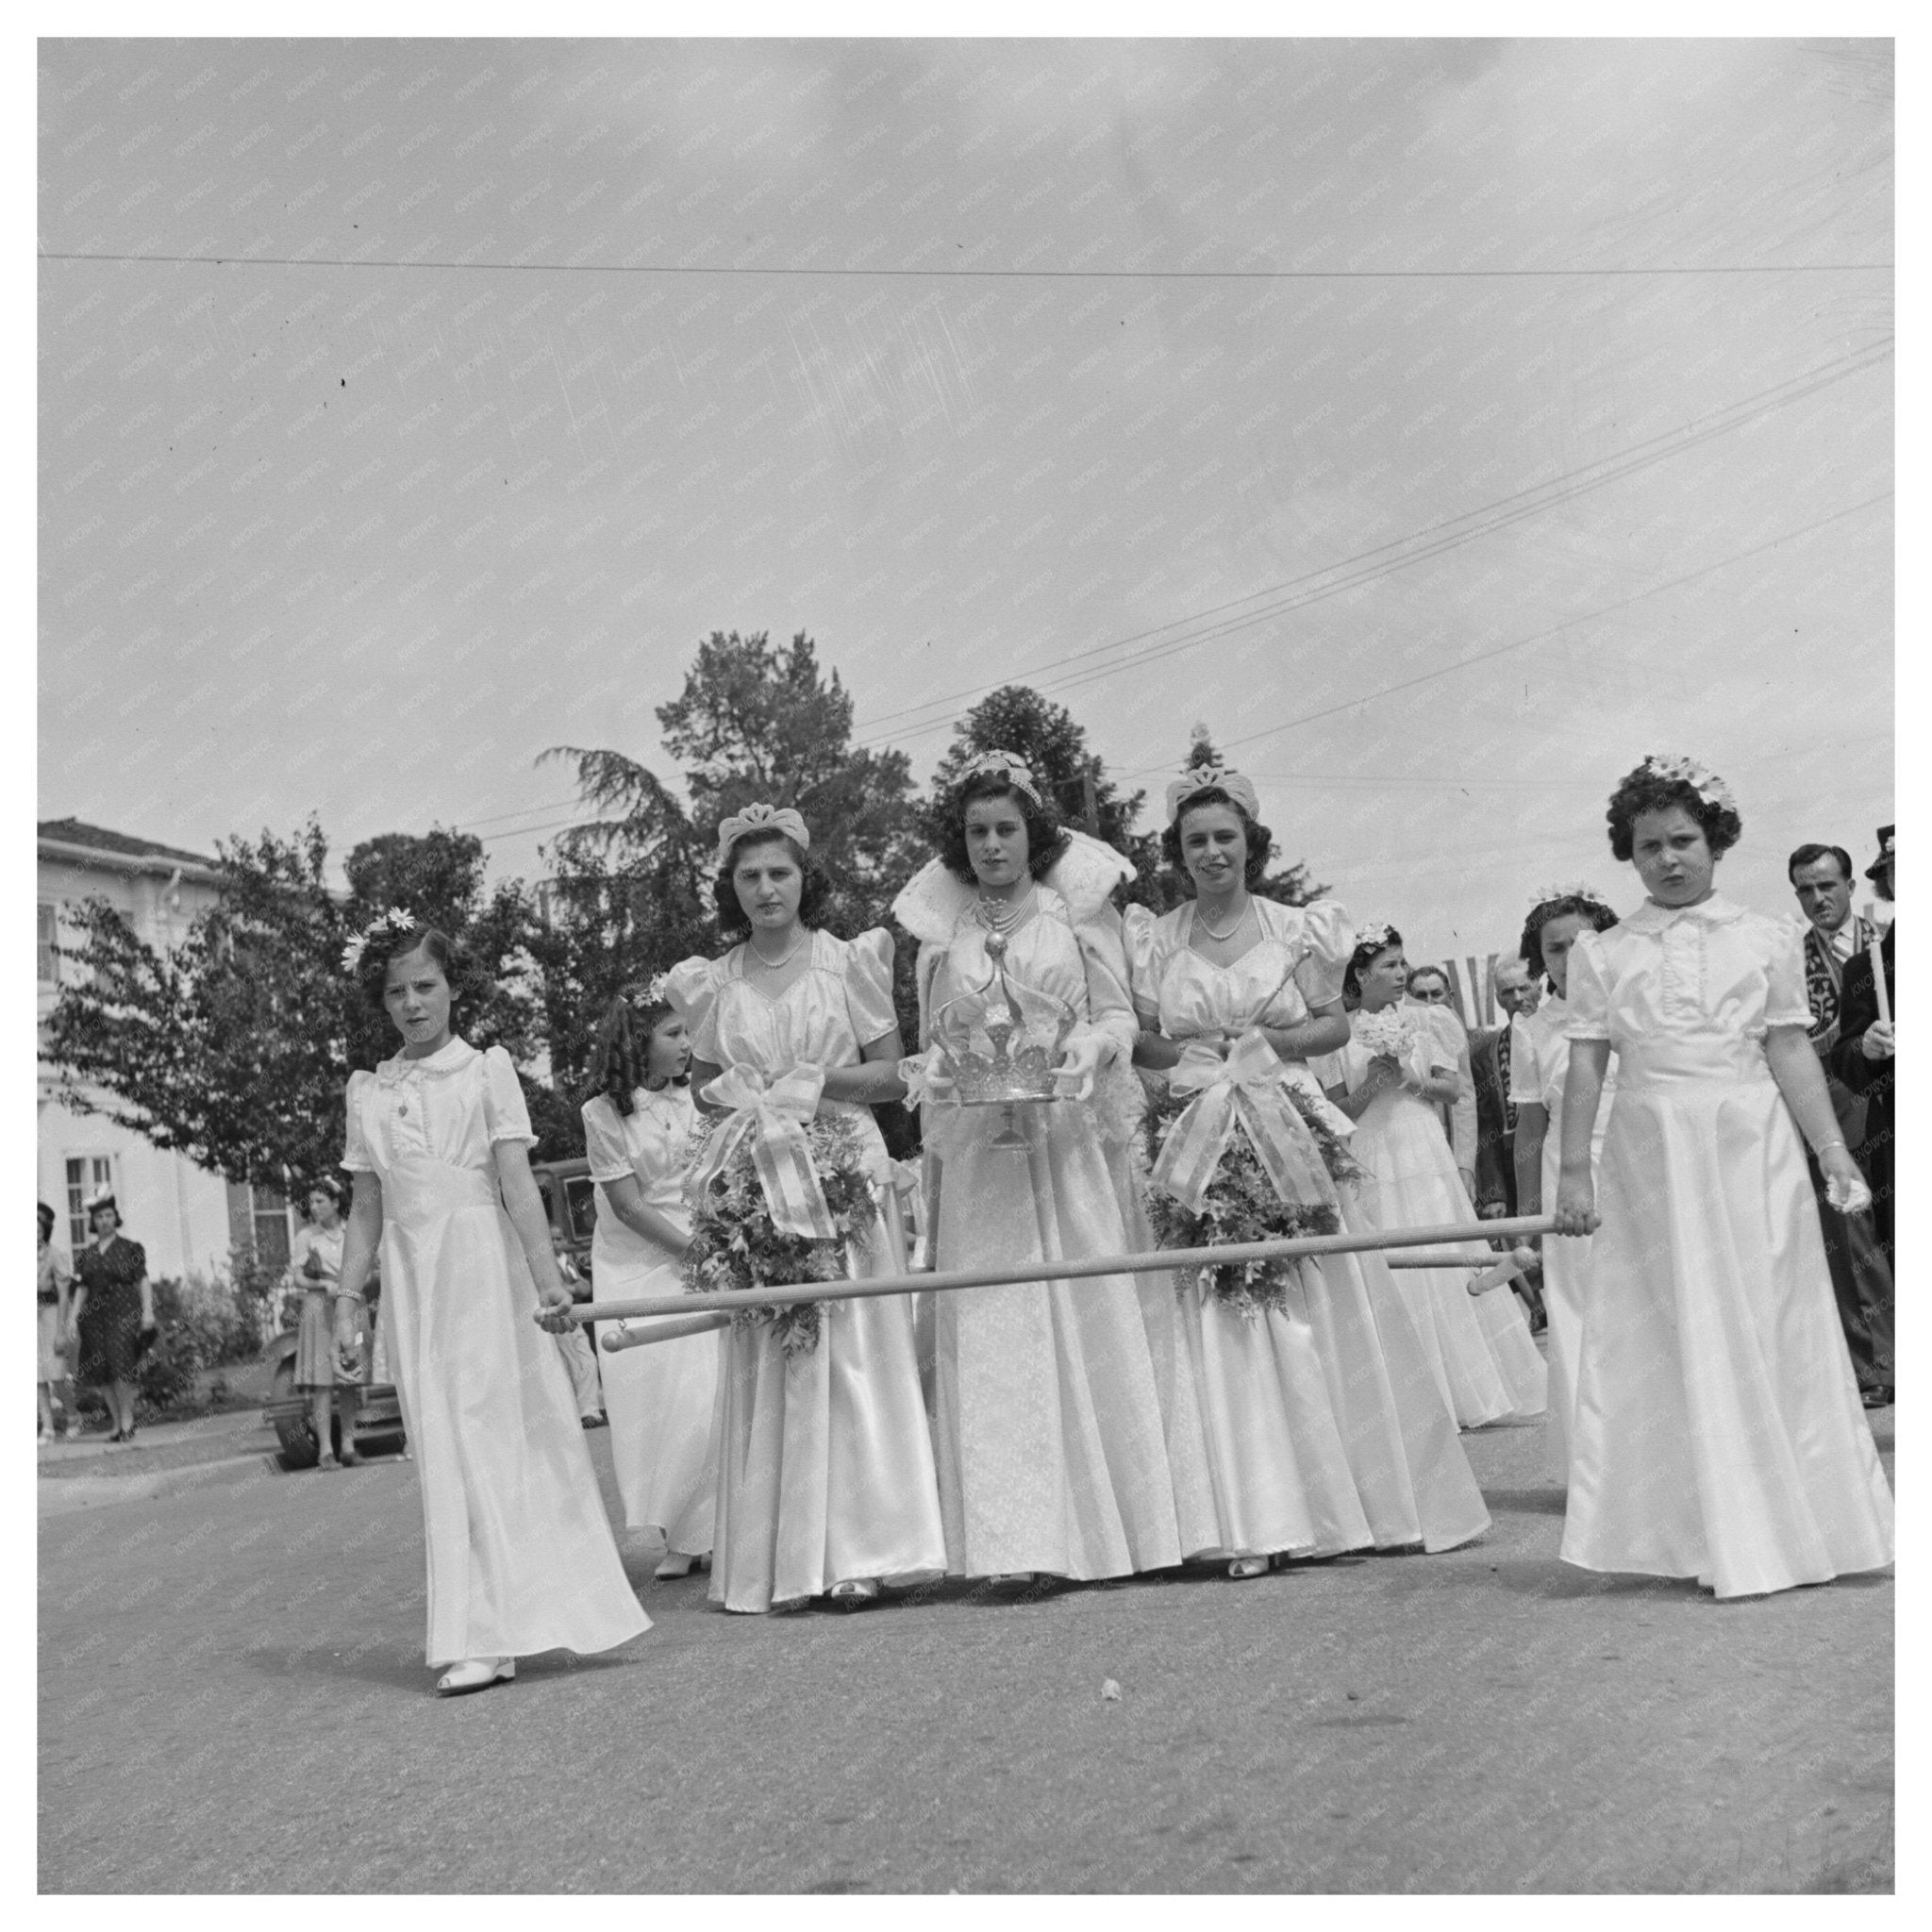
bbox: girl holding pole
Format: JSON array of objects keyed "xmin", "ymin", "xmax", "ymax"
[{"xmin": 1551, "ymin": 757, "xmax": 1892, "ymax": 1597}]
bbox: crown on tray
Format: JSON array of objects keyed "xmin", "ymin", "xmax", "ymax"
[{"xmin": 931, "ymin": 934, "xmax": 1077, "ymax": 1104}]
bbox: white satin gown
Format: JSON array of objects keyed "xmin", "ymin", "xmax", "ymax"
[
  {"xmin": 582, "ymin": 1082, "xmax": 717, "ymax": 1558},
  {"xmin": 666, "ymin": 930, "xmax": 946, "ymax": 1612},
  {"xmin": 1558, "ymin": 897, "xmax": 1892, "ymax": 1597},
  {"xmin": 343, "ymin": 1040, "xmax": 649, "ymax": 1666}
]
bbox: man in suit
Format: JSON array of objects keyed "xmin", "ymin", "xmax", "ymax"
[
  {"xmin": 1790, "ymin": 839, "xmax": 1893, "ymax": 1407},
  {"xmin": 1469, "ymin": 958, "xmax": 1541, "ymax": 1222},
  {"xmin": 1833, "ymin": 826, "xmax": 1895, "ymax": 1411}
]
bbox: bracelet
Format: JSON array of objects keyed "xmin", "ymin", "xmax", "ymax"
[
  {"xmin": 329, "ymin": 1290, "xmax": 366, "ymax": 1302},
  {"xmin": 1816, "ymin": 1140, "xmax": 1846, "ymax": 1155}
]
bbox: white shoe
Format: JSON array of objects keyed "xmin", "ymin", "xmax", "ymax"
[
  {"xmin": 435, "ymin": 1657, "xmax": 514, "ymax": 1696},
  {"xmin": 655, "ymin": 1552, "xmax": 695, "ymax": 1579},
  {"xmin": 1226, "ymin": 1556, "xmax": 1270, "ymax": 1580},
  {"xmin": 828, "ymin": 1577, "xmax": 880, "ymax": 1606}
]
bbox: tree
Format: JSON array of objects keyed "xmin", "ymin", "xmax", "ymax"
[{"xmin": 42, "ymin": 822, "xmax": 548, "ymax": 1198}]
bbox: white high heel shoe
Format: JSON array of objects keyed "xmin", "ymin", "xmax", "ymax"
[
  {"xmin": 435, "ymin": 1657, "xmax": 515, "ymax": 1696},
  {"xmin": 655, "ymin": 1552, "xmax": 695, "ymax": 1579},
  {"xmin": 1226, "ymin": 1556, "xmax": 1270, "ymax": 1580}
]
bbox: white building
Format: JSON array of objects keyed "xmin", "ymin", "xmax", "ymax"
[{"xmin": 37, "ymin": 819, "xmax": 294, "ymax": 1283}]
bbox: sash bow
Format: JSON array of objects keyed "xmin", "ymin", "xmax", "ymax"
[
  {"xmin": 688, "ymin": 1064, "xmax": 836, "ymax": 1240},
  {"xmin": 1152, "ymin": 1030, "xmax": 1340, "ymax": 1215}
]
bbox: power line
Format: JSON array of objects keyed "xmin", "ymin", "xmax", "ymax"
[
  {"xmin": 852, "ymin": 339, "xmax": 1891, "ymax": 748},
  {"xmin": 1122, "ymin": 491, "xmax": 1891, "ymax": 777},
  {"xmin": 38, "ymin": 250, "xmax": 1896, "ymax": 281}
]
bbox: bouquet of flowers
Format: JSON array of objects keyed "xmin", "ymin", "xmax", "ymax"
[
  {"xmin": 1352, "ymin": 1006, "xmax": 1419, "ymax": 1063},
  {"xmin": 682, "ymin": 1111, "xmax": 878, "ymax": 1357},
  {"xmin": 1142, "ymin": 1079, "xmax": 1362, "ymax": 1322}
]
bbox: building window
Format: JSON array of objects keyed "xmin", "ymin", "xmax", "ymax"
[
  {"xmin": 225, "ymin": 1180, "xmax": 292, "ymax": 1272},
  {"xmin": 38, "ymin": 903, "xmax": 58, "ymax": 985},
  {"xmin": 64, "ymin": 1156, "xmax": 116, "ymax": 1253}
]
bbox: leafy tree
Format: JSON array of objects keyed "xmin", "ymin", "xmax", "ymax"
[{"xmin": 42, "ymin": 822, "xmax": 548, "ymax": 1199}]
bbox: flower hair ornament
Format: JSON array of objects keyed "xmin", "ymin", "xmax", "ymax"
[
  {"xmin": 960, "ymin": 748, "xmax": 1043, "ymax": 807},
  {"xmin": 714, "ymin": 802, "xmax": 810, "ymax": 867},
  {"xmin": 1638, "ymin": 754, "xmax": 1736, "ymax": 813},
  {"xmin": 1353, "ymin": 920, "xmax": 1398, "ymax": 955},
  {"xmin": 341, "ymin": 907, "xmax": 420, "ymax": 973},
  {"xmin": 1166, "ymin": 761, "xmax": 1261, "ymax": 824},
  {"xmin": 1528, "ymin": 881, "xmax": 1612, "ymax": 913},
  {"xmin": 637, "ymin": 971, "xmax": 673, "ymax": 1008}
]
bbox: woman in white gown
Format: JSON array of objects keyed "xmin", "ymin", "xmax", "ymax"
[
  {"xmin": 1127, "ymin": 770, "xmax": 1490, "ymax": 1560},
  {"xmin": 581, "ymin": 988, "xmax": 716, "ymax": 1578},
  {"xmin": 1507, "ymin": 888, "xmax": 1620, "ymax": 1484},
  {"xmin": 1319, "ymin": 927, "xmax": 1547, "ymax": 1429},
  {"xmin": 667, "ymin": 804, "xmax": 945, "ymax": 1613},
  {"xmin": 336, "ymin": 917, "xmax": 649, "ymax": 1695},
  {"xmin": 1552, "ymin": 757, "xmax": 1891, "ymax": 1597},
  {"xmin": 893, "ymin": 751, "xmax": 1181, "ymax": 1587}
]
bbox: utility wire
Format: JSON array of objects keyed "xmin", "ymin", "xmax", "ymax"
[{"xmin": 37, "ymin": 249, "xmax": 1897, "ymax": 281}]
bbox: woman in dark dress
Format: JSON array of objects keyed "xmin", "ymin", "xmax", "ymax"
[{"xmin": 70, "ymin": 1192, "xmax": 155, "ymax": 1442}]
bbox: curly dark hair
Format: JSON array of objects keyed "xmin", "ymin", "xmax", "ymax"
[
  {"xmin": 38, "ymin": 1201, "xmax": 56, "ymax": 1239},
  {"xmin": 711, "ymin": 829, "xmax": 833, "ymax": 941},
  {"xmin": 1343, "ymin": 926, "xmax": 1404, "ymax": 1001},
  {"xmin": 354, "ymin": 921, "xmax": 493, "ymax": 1016},
  {"xmin": 1160, "ymin": 787, "xmax": 1276, "ymax": 890},
  {"xmin": 1518, "ymin": 893, "xmax": 1620, "ymax": 985},
  {"xmin": 938, "ymin": 772, "xmax": 1071, "ymax": 883},
  {"xmin": 588, "ymin": 993, "xmax": 689, "ymax": 1118},
  {"xmin": 1605, "ymin": 764, "xmax": 1742, "ymax": 862}
]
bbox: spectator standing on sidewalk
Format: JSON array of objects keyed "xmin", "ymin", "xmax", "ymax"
[
  {"xmin": 1790, "ymin": 841, "xmax": 1893, "ymax": 1407},
  {"xmin": 37, "ymin": 1202, "xmax": 74, "ymax": 1443},
  {"xmin": 550, "ymin": 1228, "xmax": 608, "ymax": 1430},
  {"xmin": 1833, "ymin": 825, "xmax": 1896, "ymax": 1363},
  {"xmin": 288, "ymin": 1178, "xmax": 366, "ymax": 1469},
  {"xmin": 1470, "ymin": 958, "xmax": 1541, "ymax": 1223},
  {"xmin": 70, "ymin": 1192, "xmax": 155, "ymax": 1444}
]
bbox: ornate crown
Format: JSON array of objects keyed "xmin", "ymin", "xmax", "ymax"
[{"xmin": 931, "ymin": 933, "xmax": 1075, "ymax": 1103}]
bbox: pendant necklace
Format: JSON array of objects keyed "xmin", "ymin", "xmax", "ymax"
[
  {"xmin": 976, "ymin": 882, "xmax": 1037, "ymax": 939},
  {"xmin": 1195, "ymin": 896, "xmax": 1253, "ymax": 944}
]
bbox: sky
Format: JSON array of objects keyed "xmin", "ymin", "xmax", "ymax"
[{"xmin": 37, "ymin": 36, "xmax": 1895, "ymax": 989}]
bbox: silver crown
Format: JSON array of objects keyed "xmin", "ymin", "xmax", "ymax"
[{"xmin": 931, "ymin": 932, "xmax": 1076, "ymax": 1106}]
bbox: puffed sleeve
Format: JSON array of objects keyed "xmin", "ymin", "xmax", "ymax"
[
  {"xmin": 1507, "ymin": 1013, "xmax": 1543, "ymax": 1108},
  {"xmin": 1565, "ymin": 931, "xmax": 1612, "ymax": 1043},
  {"xmin": 663, "ymin": 954, "xmax": 722, "ymax": 1059},
  {"xmin": 341, "ymin": 1070, "xmax": 375, "ymax": 1173},
  {"xmin": 1308, "ymin": 1042, "xmax": 1351, "ymax": 1092},
  {"xmin": 480, "ymin": 1045, "xmax": 537, "ymax": 1147},
  {"xmin": 1292, "ymin": 899, "xmax": 1355, "ymax": 1008},
  {"xmin": 1762, "ymin": 921, "xmax": 1816, "ymax": 1030},
  {"xmin": 1075, "ymin": 903, "xmax": 1141, "ymax": 1060},
  {"xmin": 124, "ymin": 1240, "xmax": 148, "ymax": 1280},
  {"xmin": 842, "ymin": 927, "xmax": 901, "ymax": 1047},
  {"xmin": 1421, "ymin": 1005, "xmax": 1462, "ymax": 1072},
  {"xmin": 580, "ymin": 1094, "xmax": 637, "ymax": 1186},
  {"xmin": 1120, "ymin": 903, "xmax": 1162, "ymax": 1023}
]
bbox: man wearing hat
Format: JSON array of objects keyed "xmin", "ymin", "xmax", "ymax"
[{"xmin": 1833, "ymin": 824, "xmax": 1896, "ymax": 1399}]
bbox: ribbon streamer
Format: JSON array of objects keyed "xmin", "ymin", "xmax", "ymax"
[
  {"xmin": 1152, "ymin": 1030, "xmax": 1341, "ymax": 1216},
  {"xmin": 687, "ymin": 1063, "xmax": 836, "ymax": 1240}
]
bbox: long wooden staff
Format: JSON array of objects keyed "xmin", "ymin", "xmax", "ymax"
[{"xmin": 581, "ymin": 1212, "xmax": 1556, "ymax": 1340}]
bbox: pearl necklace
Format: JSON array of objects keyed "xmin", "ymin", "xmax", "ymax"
[
  {"xmin": 747, "ymin": 926, "xmax": 809, "ymax": 973},
  {"xmin": 975, "ymin": 882, "xmax": 1037, "ymax": 938},
  {"xmin": 1194, "ymin": 896, "xmax": 1254, "ymax": 944}
]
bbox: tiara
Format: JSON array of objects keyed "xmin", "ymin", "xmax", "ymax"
[
  {"xmin": 1166, "ymin": 761, "xmax": 1260, "ymax": 824},
  {"xmin": 714, "ymin": 802, "xmax": 810, "ymax": 867},
  {"xmin": 341, "ymin": 907, "xmax": 420, "ymax": 973},
  {"xmin": 1637, "ymin": 754, "xmax": 1736, "ymax": 813},
  {"xmin": 961, "ymin": 748, "xmax": 1042, "ymax": 807}
]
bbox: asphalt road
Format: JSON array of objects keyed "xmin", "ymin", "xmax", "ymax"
[{"xmin": 39, "ymin": 1404, "xmax": 1893, "ymax": 1893}]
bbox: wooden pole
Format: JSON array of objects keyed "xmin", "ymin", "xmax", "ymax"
[
  {"xmin": 599, "ymin": 1310, "xmax": 733, "ymax": 1353},
  {"xmin": 567, "ymin": 1214, "xmax": 1557, "ymax": 1324}
]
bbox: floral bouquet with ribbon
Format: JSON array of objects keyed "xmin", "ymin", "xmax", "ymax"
[
  {"xmin": 1142, "ymin": 1030, "xmax": 1362, "ymax": 1321},
  {"xmin": 681, "ymin": 1063, "xmax": 879, "ymax": 1357}
]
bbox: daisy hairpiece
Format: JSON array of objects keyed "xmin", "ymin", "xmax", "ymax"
[
  {"xmin": 1354, "ymin": 920, "xmax": 1398, "ymax": 953},
  {"xmin": 640, "ymin": 972, "xmax": 672, "ymax": 1008},
  {"xmin": 340, "ymin": 907, "xmax": 420, "ymax": 974},
  {"xmin": 1529, "ymin": 881, "xmax": 1600, "ymax": 908},
  {"xmin": 1638, "ymin": 754, "xmax": 1736, "ymax": 813}
]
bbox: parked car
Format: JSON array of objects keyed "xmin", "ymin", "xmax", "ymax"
[{"xmin": 262, "ymin": 1156, "xmax": 599, "ymax": 1468}]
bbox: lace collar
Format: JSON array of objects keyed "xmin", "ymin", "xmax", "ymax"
[
  {"xmin": 375, "ymin": 1036, "xmax": 479, "ymax": 1085},
  {"xmin": 1619, "ymin": 893, "xmax": 1748, "ymax": 935}
]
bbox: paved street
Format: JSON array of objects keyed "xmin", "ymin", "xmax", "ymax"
[{"xmin": 40, "ymin": 1402, "xmax": 1892, "ymax": 1893}]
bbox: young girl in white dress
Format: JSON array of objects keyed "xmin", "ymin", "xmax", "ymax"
[
  {"xmin": 893, "ymin": 752, "xmax": 1182, "ymax": 1588},
  {"xmin": 580, "ymin": 988, "xmax": 715, "ymax": 1579},
  {"xmin": 667, "ymin": 805, "xmax": 946, "ymax": 1613},
  {"xmin": 334, "ymin": 916, "xmax": 648, "ymax": 1695},
  {"xmin": 1507, "ymin": 888, "xmax": 1620, "ymax": 1485},
  {"xmin": 1127, "ymin": 771, "xmax": 1490, "ymax": 1561},
  {"xmin": 1551, "ymin": 757, "xmax": 1892, "ymax": 1597},
  {"xmin": 1319, "ymin": 928, "xmax": 1546, "ymax": 1429}
]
